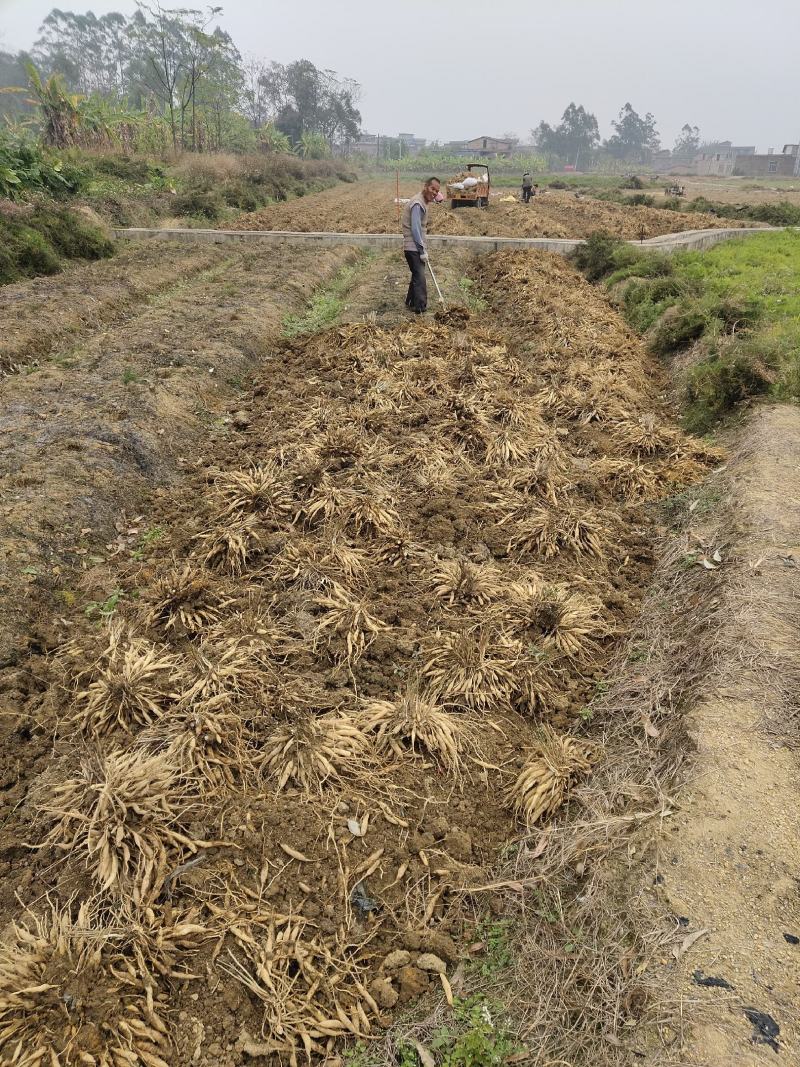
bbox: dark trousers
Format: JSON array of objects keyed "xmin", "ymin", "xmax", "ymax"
[
  {"xmin": 404, "ymin": 250, "xmax": 427, "ymax": 312},
  {"xmin": 522, "ymin": 185, "xmax": 532, "ymax": 203}
]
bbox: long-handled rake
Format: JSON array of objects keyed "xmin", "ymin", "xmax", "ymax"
[{"xmin": 426, "ymin": 255, "xmax": 447, "ymax": 309}]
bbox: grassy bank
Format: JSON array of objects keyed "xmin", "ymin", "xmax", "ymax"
[
  {"xmin": 1, "ymin": 132, "xmax": 358, "ymax": 228},
  {"xmin": 0, "ymin": 201, "xmax": 114, "ymax": 285},
  {"xmin": 573, "ymin": 230, "xmax": 800, "ymax": 431}
]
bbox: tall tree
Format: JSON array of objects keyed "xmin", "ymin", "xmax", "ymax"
[
  {"xmin": 532, "ymin": 103, "xmax": 599, "ymax": 163},
  {"xmin": 240, "ymin": 56, "xmax": 271, "ymax": 129},
  {"xmin": 33, "ymin": 10, "xmax": 136, "ymax": 98},
  {"xmin": 267, "ymin": 59, "xmax": 360, "ymax": 147},
  {"xmin": 673, "ymin": 123, "xmax": 700, "ymax": 161},
  {"xmin": 604, "ymin": 102, "xmax": 660, "ymax": 161}
]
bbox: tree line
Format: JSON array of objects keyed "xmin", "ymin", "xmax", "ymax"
[
  {"xmin": 533, "ymin": 103, "xmax": 702, "ymax": 165},
  {"xmin": 0, "ymin": 5, "xmax": 362, "ymax": 155}
]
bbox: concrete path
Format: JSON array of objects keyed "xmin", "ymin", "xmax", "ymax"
[{"xmin": 114, "ymin": 225, "xmax": 781, "ymax": 256}]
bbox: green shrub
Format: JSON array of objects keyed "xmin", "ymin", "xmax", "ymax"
[
  {"xmin": 570, "ymin": 230, "xmax": 626, "ymax": 282},
  {"xmin": 92, "ymin": 155, "xmax": 163, "ymax": 182},
  {"xmin": 621, "ymin": 174, "xmax": 645, "ymax": 189},
  {"xmin": 746, "ymin": 201, "xmax": 800, "ymax": 226},
  {"xmin": 649, "ymin": 305, "xmax": 707, "ymax": 355},
  {"xmin": 625, "ymin": 193, "xmax": 655, "ymax": 207},
  {"xmin": 0, "ymin": 203, "xmax": 114, "ymax": 285},
  {"xmin": 684, "ymin": 342, "xmax": 776, "ymax": 432},
  {"xmin": 32, "ymin": 204, "xmax": 114, "ymax": 260},
  {"xmin": 685, "ymin": 197, "xmax": 800, "ymax": 227},
  {"xmin": 548, "ymin": 179, "xmax": 567, "ymax": 189},
  {"xmin": 707, "ymin": 294, "xmax": 761, "ymax": 332},
  {"xmin": 0, "ymin": 130, "xmax": 79, "ymax": 198},
  {"xmin": 222, "ymin": 181, "xmax": 267, "ymax": 212},
  {"xmin": 662, "ymin": 196, "xmax": 682, "ymax": 211},
  {"xmin": 173, "ymin": 188, "xmax": 224, "ymax": 220}
]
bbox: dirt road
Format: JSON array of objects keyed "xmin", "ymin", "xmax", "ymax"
[{"xmin": 646, "ymin": 405, "xmax": 800, "ymax": 1065}]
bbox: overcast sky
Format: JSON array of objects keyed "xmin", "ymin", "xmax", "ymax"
[{"xmin": 1, "ymin": 0, "xmax": 798, "ymax": 151}]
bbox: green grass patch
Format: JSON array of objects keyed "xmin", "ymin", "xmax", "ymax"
[
  {"xmin": 282, "ymin": 253, "xmax": 371, "ymax": 337},
  {"xmin": 685, "ymin": 196, "xmax": 800, "ymax": 227},
  {"xmin": 577, "ymin": 229, "xmax": 800, "ymax": 428},
  {"xmin": 457, "ymin": 276, "xmax": 488, "ymax": 313}
]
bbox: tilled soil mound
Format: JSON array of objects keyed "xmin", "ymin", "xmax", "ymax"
[
  {"xmin": 0, "ymin": 252, "xmax": 719, "ymax": 1067},
  {"xmin": 230, "ymin": 180, "xmax": 740, "ymax": 240}
]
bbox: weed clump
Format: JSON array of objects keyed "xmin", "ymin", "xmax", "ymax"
[
  {"xmin": 683, "ymin": 339, "xmax": 776, "ymax": 432},
  {"xmin": 569, "ymin": 230, "xmax": 626, "ymax": 282},
  {"xmin": 173, "ymin": 187, "xmax": 224, "ymax": 221},
  {"xmin": 649, "ymin": 305, "xmax": 707, "ymax": 355}
]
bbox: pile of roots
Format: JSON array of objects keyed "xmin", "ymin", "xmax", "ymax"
[
  {"xmin": 230, "ymin": 179, "xmax": 740, "ymax": 240},
  {"xmin": 7, "ymin": 251, "xmax": 720, "ymax": 1065}
]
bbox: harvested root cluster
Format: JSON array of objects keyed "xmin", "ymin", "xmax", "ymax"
[
  {"xmin": 362, "ymin": 685, "xmax": 473, "ymax": 773},
  {"xmin": 23, "ymin": 249, "xmax": 718, "ymax": 1063},
  {"xmin": 512, "ymin": 726, "xmax": 599, "ymax": 826},
  {"xmin": 260, "ymin": 711, "xmax": 372, "ymax": 794},
  {"xmin": 0, "ymin": 904, "xmax": 171, "ymax": 1067},
  {"xmin": 40, "ymin": 748, "xmax": 197, "ymax": 907},
  {"xmin": 67, "ymin": 620, "xmax": 184, "ymax": 735},
  {"xmin": 222, "ymin": 917, "xmax": 375, "ymax": 1065}
]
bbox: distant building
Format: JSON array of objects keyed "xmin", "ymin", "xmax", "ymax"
[
  {"xmin": 348, "ymin": 132, "xmax": 427, "ymax": 159},
  {"xmin": 733, "ymin": 144, "xmax": 800, "ymax": 177},
  {"xmin": 694, "ymin": 141, "xmax": 756, "ymax": 176},
  {"xmin": 446, "ymin": 135, "xmax": 516, "ymax": 158},
  {"xmin": 351, "ymin": 133, "xmax": 380, "ymax": 158},
  {"xmin": 398, "ymin": 133, "xmax": 427, "ymax": 156}
]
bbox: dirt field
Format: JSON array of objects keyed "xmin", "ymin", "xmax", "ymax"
[
  {"xmin": 661, "ymin": 174, "xmax": 800, "ymax": 206},
  {"xmin": 0, "ymin": 236, "xmax": 729, "ymax": 1067},
  {"xmin": 230, "ymin": 179, "xmax": 737, "ymax": 240}
]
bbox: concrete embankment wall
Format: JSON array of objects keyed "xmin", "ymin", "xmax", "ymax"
[{"xmin": 114, "ymin": 225, "xmax": 782, "ymax": 256}]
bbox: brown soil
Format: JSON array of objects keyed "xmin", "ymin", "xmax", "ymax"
[
  {"xmin": 659, "ymin": 174, "xmax": 800, "ymax": 207},
  {"xmin": 231, "ymin": 180, "xmax": 737, "ymax": 240},
  {"xmin": 0, "ymin": 246, "xmax": 720, "ymax": 1065},
  {"xmin": 0, "ymin": 241, "xmax": 224, "ymax": 374},
  {"xmin": 0, "ymin": 242, "xmax": 355, "ymax": 848}
]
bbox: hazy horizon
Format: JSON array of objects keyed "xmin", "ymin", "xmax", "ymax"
[{"xmin": 1, "ymin": 0, "xmax": 796, "ymax": 153}]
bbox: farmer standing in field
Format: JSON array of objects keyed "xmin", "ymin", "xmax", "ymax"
[
  {"xmin": 402, "ymin": 176, "xmax": 441, "ymax": 314},
  {"xmin": 521, "ymin": 171, "xmax": 533, "ymax": 203}
]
